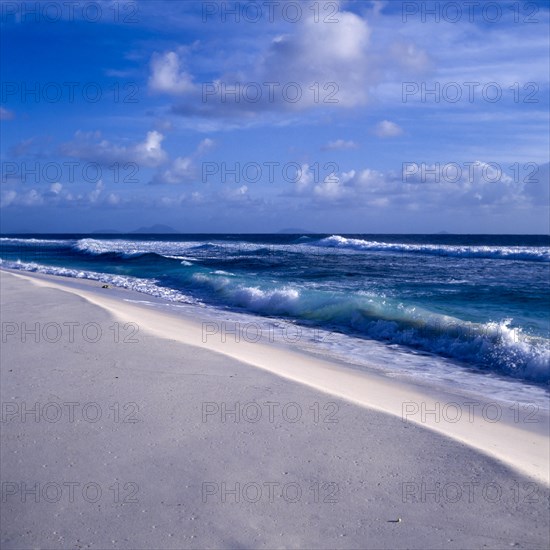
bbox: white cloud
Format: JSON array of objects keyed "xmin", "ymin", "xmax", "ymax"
[
  {"xmin": 152, "ymin": 3, "xmax": 431, "ymax": 122},
  {"xmin": 61, "ymin": 130, "xmax": 168, "ymax": 168},
  {"xmin": 374, "ymin": 120, "xmax": 403, "ymax": 138},
  {"xmin": 197, "ymin": 138, "xmax": 215, "ymax": 154},
  {"xmin": 151, "ymin": 138, "xmax": 215, "ymax": 185},
  {"xmin": 314, "ymin": 174, "xmax": 347, "ymax": 200},
  {"xmin": 149, "ymin": 51, "xmax": 196, "ymax": 95},
  {"xmin": 1, "ymin": 189, "xmax": 43, "ymax": 207},
  {"xmin": 524, "ymin": 162, "xmax": 550, "ymax": 203},
  {"xmin": 157, "ymin": 156, "xmax": 194, "ymax": 184},
  {"xmin": 135, "ymin": 131, "xmax": 167, "ymax": 166},
  {"xmin": 0, "ymin": 190, "xmax": 17, "ymax": 207},
  {"xmin": 61, "ymin": 131, "xmax": 213, "ymax": 184},
  {"xmin": 106, "ymin": 193, "xmax": 121, "ymax": 206},
  {"xmin": 0, "ymin": 179, "xmax": 126, "ymax": 209},
  {"xmin": 221, "ymin": 185, "xmax": 250, "ymax": 202},
  {"xmin": 50, "ymin": 182, "xmax": 63, "ymax": 194},
  {"xmin": 286, "ymin": 159, "xmax": 541, "ymax": 211},
  {"xmin": 294, "ymin": 163, "xmax": 314, "ymax": 193},
  {"xmin": 370, "ymin": 0, "xmax": 388, "ymax": 17},
  {"xmin": 249, "ymin": 8, "xmax": 373, "ymax": 109},
  {"xmin": 88, "ymin": 180, "xmax": 104, "ymax": 203}
]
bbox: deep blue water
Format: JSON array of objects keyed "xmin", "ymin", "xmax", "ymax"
[{"xmin": 1, "ymin": 233, "xmax": 549, "ymax": 389}]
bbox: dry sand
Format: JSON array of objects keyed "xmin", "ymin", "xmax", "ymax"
[{"xmin": 1, "ymin": 269, "xmax": 549, "ymax": 549}]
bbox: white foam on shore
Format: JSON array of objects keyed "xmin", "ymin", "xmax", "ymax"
[
  {"xmin": 5, "ymin": 268, "xmax": 549, "ymax": 486},
  {"xmin": 0, "ymin": 259, "xmax": 199, "ymax": 304},
  {"xmin": 3, "ymin": 258, "xmax": 549, "ymax": 386}
]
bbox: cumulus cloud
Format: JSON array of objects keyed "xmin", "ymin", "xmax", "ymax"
[
  {"xmin": 314, "ymin": 174, "xmax": 346, "ymax": 200},
  {"xmin": 220, "ymin": 185, "xmax": 250, "ymax": 203},
  {"xmin": 294, "ymin": 163, "xmax": 315, "ymax": 194},
  {"xmin": 157, "ymin": 156, "xmax": 194, "ymax": 185},
  {"xmin": 134, "ymin": 131, "xmax": 167, "ymax": 166},
  {"xmin": 150, "ymin": 3, "xmax": 430, "ymax": 122},
  {"xmin": 6, "ymin": 129, "xmax": 214, "ymax": 191},
  {"xmin": 286, "ymin": 160, "xmax": 542, "ymax": 211},
  {"xmin": 61, "ymin": 130, "xmax": 168, "ymax": 167},
  {"xmin": 259, "ymin": 8, "xmax": 372, "ymax": 108},
  {"xmin": 151, "ymin": 138, "xmax": 215, "ymax": 185},
  {"xmin": 1, "ymin": 180, "xmax": 123, "ymax": 209},
  {"xmin": 149, "ymin": 51, "xmax": 196, "ymax": 95},
  {"xmin": 50, "ymin": 182, "xmax": 63, "ymax": 194},
  {"xmin": 60, "ymin": 130, "xmax": 214, "ymax": 184},
  {"xmin": 0, "ymin": 190, "xmax": 17, "ymax": 208},
  {"xmin": 374, "ymin": 120, "xmax": 403, "ymax": 138},
  {"xmin": 196, "ymin": 137, "xmax": 215, "ymax": 154},
  {"xmin": 519, "ymin": 162, "xmax": 549, "ymax": 203},
  {"xmin": 88, "ymin": 180, "xmax": 104, "ymax": 203}
]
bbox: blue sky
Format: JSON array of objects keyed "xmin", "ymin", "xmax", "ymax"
[{"xmin": 1, "ymin": 0, "xmax": 549, "ymax": 233}]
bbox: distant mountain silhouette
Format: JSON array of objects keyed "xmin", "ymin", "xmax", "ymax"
[{"xmin": 130, "ymin": 224, "xmax": 179, "ymax": 234}]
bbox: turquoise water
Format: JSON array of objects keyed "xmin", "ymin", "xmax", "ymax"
[{"xmin": 1, "ymin": 233, "xmax": 549, "ymax": 389}]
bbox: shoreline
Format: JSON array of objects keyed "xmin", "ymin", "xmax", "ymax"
[
  {"xmin": 3, "ymin": 267, "xmax": 549, "ymax": 486},
  {"xmin": 2, "ymin": 268, "xmax": 549, "ymax": 549}
]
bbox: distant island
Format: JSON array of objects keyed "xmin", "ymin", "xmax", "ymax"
[{"xmin": 131, "ymin": 224, "xmax": 180, "ymax": 234}]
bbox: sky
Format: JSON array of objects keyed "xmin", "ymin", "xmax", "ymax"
[{"xmin": 1, "ymin": 0, "xmax": 549, "ymax": 233}]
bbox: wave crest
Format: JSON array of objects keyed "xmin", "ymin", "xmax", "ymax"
[{"xmin": 314, "ymin": 235, "xmax": 550, "ymax": 262}]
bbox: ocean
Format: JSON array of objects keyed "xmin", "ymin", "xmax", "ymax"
[{"xmin": 1, "ymin": 233, "xmax": 549, "ymax": 406}]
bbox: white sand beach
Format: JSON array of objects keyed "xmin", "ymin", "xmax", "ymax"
[{"xmin": 1, "ymin": 269, "xmax": 549, "ymax": 549}]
